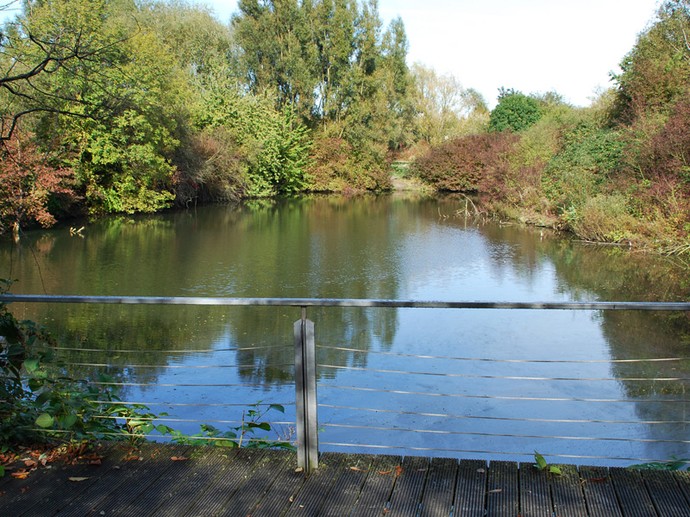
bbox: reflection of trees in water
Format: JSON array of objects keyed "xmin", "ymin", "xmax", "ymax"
[
  {"xmin": 38, "ymin": 305, "xmax": 233, "ymax": 392},
  {"xmin": 3, "ymin": 195, "xmax": 688, "ymax": 402},
  {"xmin": 1, "ymin": 196, "xmax": 407, "ymax": 388},
  {"xmin": 540, "ymin": 239, "xmax": 690, "ymax": 449}
]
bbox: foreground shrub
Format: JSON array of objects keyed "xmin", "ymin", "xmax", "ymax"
[{"xmin": 567, "ymin": 194, "xmax": 639, "ymax": 243}]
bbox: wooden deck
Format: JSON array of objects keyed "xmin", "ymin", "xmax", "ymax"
[{"xmin": 2, "ymin": 443, "xmax": 690, "ymax": 516}]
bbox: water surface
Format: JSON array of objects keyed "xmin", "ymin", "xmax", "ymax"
[{"xmin": 2, "ymin": 194, "xmax": 689, "ymax": 465}]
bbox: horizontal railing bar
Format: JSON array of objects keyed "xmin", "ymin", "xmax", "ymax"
[
  {"xmin": 318, "ymin": 363, "xmax": 690, "ymax": 382},
  {"xmin": 90, "ymin": 400, "xmax": 294, "ymax": 408},
  {"xmin": 321, "ymin": 423, "xmax": 690, "ymax": 444},
  {"xmin": 322, "ymin": 384, "xmax": 690, "ymax": 403},
  {"xmin": 317, "ymin": 403, "xmax": 689, "ymax": 425},
  {"xmin": 318, "ymin": 442, "xmax": 669, "ymax": 464},
  {"xmin": 55, "ymin": 345, "xmax": 290, "ymax": 354},
  {"xmin": 317, "ymin": 345, "xmax": 689, "ymax": 363},
  {"xmin": 2, "ymin": 294, "xmax": 689, "ymax": 311},
  {"xmin": 64, "ymin": 362, "xmax": 294, "ymax": 370}
]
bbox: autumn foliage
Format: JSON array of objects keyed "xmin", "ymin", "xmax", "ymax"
[
  {"xmin": 0, "ymin": 132, "xmax": 76, "ymax": 234},
  {"xmin": 411, "ymin": 133, "xmax": 518, "ymax": 194}
]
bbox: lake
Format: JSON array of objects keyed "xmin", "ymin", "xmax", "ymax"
[{"xmin": 2, "ymin": 194, "xmax": 689, "ymax": 466}]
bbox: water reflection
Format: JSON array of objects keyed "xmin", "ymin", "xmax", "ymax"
[{"xmin": 1, "ymin": 194, "xmax": 689, "ymax": 463}]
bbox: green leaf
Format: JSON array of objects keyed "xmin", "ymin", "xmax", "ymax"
[
  {"xmin": 23, "ymin": 359, "xmax": 40, "ymax": 373},
  {"xmin": 0, "ymin": 465, "xmax": 4, "ymax": 477},
  {"xmin": 59, "ymin": 414, "xmax": 78, "ymax": 429},
  {"xmin": 534, "ymin": 451, "xmax": 547, "ymax": 470},
  {"xmin": 549, "ymin": 465, "xmax": 562, "ymax": 475},
  {"xmin": 269, "ymin": 404, "xmax": 285, "ymax": 413},
  {"xmin": 35, "ymin": 413, "xmax": 55, "ymax": 428}
]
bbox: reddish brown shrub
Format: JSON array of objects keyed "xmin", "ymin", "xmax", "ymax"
[
  {"xmin": 0, "ymin": 131, "xmax": 76, "ymax": 234},
  {"xmin": 411, "ymin": 133, "xmax": 518, "ymax": 193}
]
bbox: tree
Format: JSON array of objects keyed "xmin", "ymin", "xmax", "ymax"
[
  {"xmin": 411, "ymin": 64, "xmax": 488, "ymax": 144},
  {"xmin": 612, "ymin": 0, "xmax": 690, "ymax": 122},
  {"xmin": 0, "ymin": 0, "xmax": 133, "ymax": 140},
  {"xmin": 489, "ymin": 88, "xmax": 542, "ymax": 133},
  {"xmin": 0, "ymin": 130, "xmax": 76, "ymax": 236}
]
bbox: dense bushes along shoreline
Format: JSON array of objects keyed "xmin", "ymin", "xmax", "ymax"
[{"xmin": 0, "ymin": 1, "xmax": 687, "ymax": 255}]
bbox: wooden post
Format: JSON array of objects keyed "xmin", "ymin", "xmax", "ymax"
[{"xmin": 294, "ymin": 307, "xmax": 318, "ymax": 472}]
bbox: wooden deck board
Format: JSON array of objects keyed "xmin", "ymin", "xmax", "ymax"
[
  {"xmin": 2, "ymin": 445, "xmax": 690, "ymax": 516},
  {"xmin": 518, "ymin": 462, "xmax": 552, "ymax": 517},
  {"xmin": 282, "ymin": 452, "xmax": 346, "ymax": 516},
  {"xmin": 181, "ymin": 448, "xmax": 267, "ymax": 517},
  {"xmin": 642, "ymin": 468, "xmax": 690, "ymax": 516},
  {"xmin": 349, "ymin": 454, "xmax": 401, "ymax": 517},
  {"xmin": 579, "ymin": 466, "xmax": 623, "ymax": 517},
  {"xmin": 609, "ymin": 467, "xmax": 658, "ymax": 517},
  {"xmin": 386, "ymin": 455, "xmax": 429, "ymax": 515},
  {"xmin": 317, "ymin": 454, "xmax": 374, "ymax": 517},
  {"xmin": 550, "ymin": 463, "xmax": 588, "ymax": 517},
  {"xmin": 453, "ymin": 459, "xmax": 487, "ymax": 517},
  {"xmin": 486, "ymin": 460, "xmax": 519, "ymax": 517},
  {"xmin": 418, "ymin": 457, "xmax": 457, "ymax": 516}
]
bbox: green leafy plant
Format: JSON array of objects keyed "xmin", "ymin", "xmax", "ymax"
[
  {"xmin": 534, "ymin": 451, "xmax": 562, "ymax": 475},
  {"xmin": 0, "ymin": 280, "xmax": 163, "ymax": 451},
  {"xmin": 628, "ymin": 457, "xmax": 690, "ymax": 470},
  {"xmin": 164, "ymin": 402, "xmax": 294, "ymax": 450}
]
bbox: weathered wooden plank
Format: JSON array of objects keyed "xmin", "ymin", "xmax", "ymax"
[
  {"xmin": 140, "ymin": 446, "xmax": 233, "ymax": 517},
  {"xmin": 117, "ymin": 446, "xmax": 222, "ymax": 517},
  {"xmin": 518, "ymin": 462, "xmax": 552, "ymax": 517},
  {"xmin": 215, "ymin": 449, "xmax": 291, "ymax": 516},
  {"xmin": 81, "ymin": 444, "xmax": 192, "ymax": 517},
  {"xmin": 57, "ymin": 443, "xmax": 179, "ymax": 517},
  {"xmin": 609, "ymin": 467, "xmax": 657, "ymax": 517},
  {"xmin": 386, "ymin": 455, "xmax": 429, "ymax": 515},
  {"xmin": 579, "ymin": 466, "xmax": 623, "ymax": 517},
  {"xmin": 642, "ymin": 469, "xmax": 690, "ymax": 516},
  {"xmin": 453, "ymin": 459, "xmax": 486, "ymax": 517},
  {"xmin": 486, "ymin": 460, "xmax": 519, "ymax": 517},
  {"xmin": 249, "ymin": 452, "xmax": 308, "ymax": 517},
  {"xmin": 674, "ymin": 470, "xmax": 690, "ymax": 508},
  {"xmin": 550, "ymin": 463, "xmax": 587, "ymax": 517},
  {"xmin": 283, "ymin": 453, "xmax": 347, "ymax": 516},
  {"xmin": 349, "ymin": 454, "xmax": 401, "ymax": 517},
  {"xmin": 2, "ymin": 452, "xmax": 105, "ymax": 516},
  {"xmin": 310, "ymin": 454, "xmax": 374, "ymax": 517},
  {"xmin": 418, "ymin": 457, "xmax": 457, "ymax": 517},
  {"xmin": 181, "ymin": 448, "xmax": 267, "ymax": 517},
  {"xmin": 7, "ymin": 446, "xmax": 690, "ymax": 517}
]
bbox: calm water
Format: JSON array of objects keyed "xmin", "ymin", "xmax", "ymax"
[{"xmin": 2, "ymin": 194, "xmax": 689, "ymax": 465}]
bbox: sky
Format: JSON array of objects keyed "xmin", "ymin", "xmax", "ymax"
[
  {"xmin": 0, "ymin": 0, "xmax": 661, "ymax": 107},
  {"xmin": 188, "ymin": 0, "xmax": 661, "ymax": 108}
]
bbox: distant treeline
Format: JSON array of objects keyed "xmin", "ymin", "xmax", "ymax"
[{"xmin": 0, "ymin": 0, "xmax": 688, "ymax": 254}]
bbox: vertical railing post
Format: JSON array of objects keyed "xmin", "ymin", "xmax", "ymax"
[{"xmin": 294, "ymin": 306, "xmax": 318, "ymax": 472}]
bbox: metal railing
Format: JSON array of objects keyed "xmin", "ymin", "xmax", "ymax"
[{"xmin": 2, "ymin": 294, "xmax": 690, "ymax": 474}]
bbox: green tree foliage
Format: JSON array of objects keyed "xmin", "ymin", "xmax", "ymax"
[
  {"xmin": 232, "ymin": 0, "xmax": 413, "ymax": 189},
  {"xmin": 489, "ymin": 88, "xmax": 543, "ymax": 133},
  {"xmin": 0, "ymin": 0, "xmax": 130, "ymax": 140},
  {"xmin": 411, "ymin": 63, "xmax": 489, "ymax": 144},
  {"xmin": 190, "ymin": 70, "xmax": 312, "ymax": 198},
  {"xmin": 612, "ymin": 0, "xmax": 690, "ymax": 122}
]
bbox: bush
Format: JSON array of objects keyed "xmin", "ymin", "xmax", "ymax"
[
  {"xmin": 173, "ymin": 128, "xmax": 247, "ymax": 205},
  {"xmin": 306, "ymin": 134, "xmax": 391, "ymax": 193},
  {"xmin": 489, "ymin": 89, "xmax": 543, "ymax": 133},
  {"xmin": 568, "ymin": 194, "xmax": 639, "ymax": 243},
  {"xmin": 411, "ymin": 133, "xmax": 518, "ymax": 193}
]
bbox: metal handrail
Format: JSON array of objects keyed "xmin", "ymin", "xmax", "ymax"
[
  {"xmin": 2, "ymin": 294, "xmax": 689, "ymax": 473},
  {"xmin": 1, "ymin": 293, "xmax": 689, "ymax": 310}
]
